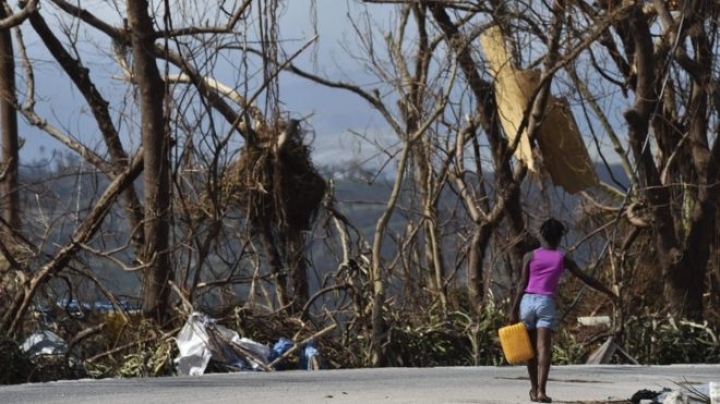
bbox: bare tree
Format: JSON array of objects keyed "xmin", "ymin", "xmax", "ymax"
[
  {"xmin": 2, "ymin": 0, "xmax": 327, "ymax": 332},
  {"xmin": 126, "ymin": 0, "xmax": 172, "ymax": 323},
  {"xmin": 610, "ymin": 0, "xmax": 720, "ymax": 319},
  {"xmin": 0, "ymin": 0, "xmax": 21, "ymax": 245},
  {"xmin": 279, "ymin": 0, "xmax": 720, "ymax": 365},
  {"xmin": 1, "ymin": 0, "xmax": 718, "ymax": 371}
]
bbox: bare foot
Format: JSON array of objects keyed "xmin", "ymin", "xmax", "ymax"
[{"xmin": 537, "ymin": 393, "xmax": 552, "ymax": 403}]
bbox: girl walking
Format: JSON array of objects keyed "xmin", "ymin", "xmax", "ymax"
[{"xmin": 509, "ymin": 218, "xmax": 617, "ymax": 403}]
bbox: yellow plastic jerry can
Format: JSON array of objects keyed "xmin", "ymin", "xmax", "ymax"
[{"xmin": 498, "ymin": 322, "xmax": 535, "ymax": 364}]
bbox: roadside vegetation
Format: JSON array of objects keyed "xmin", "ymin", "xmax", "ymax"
[{"xmin": 1, "ymin": 0, "xmax": 720, "ymax": 384}]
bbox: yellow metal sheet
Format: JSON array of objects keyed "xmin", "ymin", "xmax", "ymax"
[{"xmin": 480, "ymin": 26, "xmax": 598, "ymax": 193}]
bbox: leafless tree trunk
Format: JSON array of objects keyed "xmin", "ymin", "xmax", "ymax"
[
  {"xmin": 0, "ymin": 1, "xmax": 20, "ymax": 241},
  {"xmin": 619, "ymin": 1, "xmax": 717, "ymax": 319},
  {"xmin": 428, "ymin": 3, "xmax": 530, "ymax": 308},
  {"xmin": 662, "ymin": 1, "xmax": 718, "ymax": 320},
  {"xmin": 398, "ymin": 4, "xmax": 447, "ymax": 311},
  {"xmin": 260, "ymin": 223, "xmax": 289, "ymax": 309},
  {"xmin": 127, "ymin": 0, "xmax": 172, "ymax": 323}
]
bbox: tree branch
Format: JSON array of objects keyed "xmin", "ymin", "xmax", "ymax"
[{"xmin": 0, "ymin": 0, "xmax": 38, "ymax": 30}]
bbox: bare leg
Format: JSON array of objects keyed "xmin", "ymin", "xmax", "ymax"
[
  {"xmin": 536, "ymin": 327, "xmax": 553, "ymax": 402},
  {"xmin": 526, "ymin": 329, "xmax": 539, "ymax": 401}
]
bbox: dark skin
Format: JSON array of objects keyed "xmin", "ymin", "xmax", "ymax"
[{"xmin": 509, "ymin": 239, "xmax": 617, "ymax": 403}]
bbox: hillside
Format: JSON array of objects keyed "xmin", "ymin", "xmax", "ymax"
[{"xmin": 14, "ymin": 160, "xmax": 630, "ymax": 303}]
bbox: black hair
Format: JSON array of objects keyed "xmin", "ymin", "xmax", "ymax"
[{"xmin": 539, "ymin": 218, "xmax": 565, "ymax": 245}]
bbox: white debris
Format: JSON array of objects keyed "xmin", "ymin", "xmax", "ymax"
[
  {"xmin": 21, "ymin": 330, "xmax": 67, "ymax": 357},
  {"xmin": 174, "ymin": 311, "xmax": 271, "ymax": 376}
]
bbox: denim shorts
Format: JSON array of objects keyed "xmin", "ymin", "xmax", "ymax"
[{"xmin": 519, "ymin": 293, "xmax": 557, "ymax": 330}]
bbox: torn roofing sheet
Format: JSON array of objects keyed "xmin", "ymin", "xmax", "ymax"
[{"xmin": 480, "ymin": 25, "xmax": 598, "ymax": 193}]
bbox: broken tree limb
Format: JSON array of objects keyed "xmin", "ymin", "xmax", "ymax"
[
  {"xmin": 168, "ymin": 280, "xmax": 193, "ymax": 315},
  {"xmin": 267, "ymin": 323, "xmax": 337, "ymax": 369}
]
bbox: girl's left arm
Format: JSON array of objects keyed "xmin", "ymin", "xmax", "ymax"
[{"xmin": 564, "ymin": 256, "xmax": 618, "ymax": 301}]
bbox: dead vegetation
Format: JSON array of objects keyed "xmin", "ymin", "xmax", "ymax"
[
  {"xmin": 226, "ymin": 119, "xmax": 326, "ymax": 234},
  {"xmin": 2, "ymin": 290, "xmax": 718, "ymax": 385},
  {"xmin": 222, "ymin": 118, "xmax": 326, "ymax": 313},
  {"xmin": 2, "ymin": 0, "xmax": 720, "ymax": 387}
]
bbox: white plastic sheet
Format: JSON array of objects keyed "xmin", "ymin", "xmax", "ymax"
[
  {"xmin": 21, "ymin": 330, "xmax": 67, "ymax": 357},
  {"xmin": 175, "ymin": 312, "xmax": 213, "ymax": 376},
  {"xmin": 175, "ymin": 311, "xmax": 271, "ymax": 376}
]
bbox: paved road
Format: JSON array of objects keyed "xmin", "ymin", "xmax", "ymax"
[{"xmin": 0, "ymin": 365, "xmax": 717, "ymax": 404}]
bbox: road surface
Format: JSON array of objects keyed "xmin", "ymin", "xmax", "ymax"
[{"xmin": 1, "ymin": 365, "xmax": 717, "ymax": 404}]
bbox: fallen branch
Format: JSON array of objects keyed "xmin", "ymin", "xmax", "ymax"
[
  {"xmin": 65, "ymin": 324, "xmax": 106, "ymax": 363},
  {"xmin": 84, "ymin": 335, "xmax": 160, "ymax": 363},
  {"xmin": 267, "ymin": 323, "xmax": 337, "ymax": 369},
  {"xmin": 168, "ymin": 280, "xmax": 193, "ymax": 315}
]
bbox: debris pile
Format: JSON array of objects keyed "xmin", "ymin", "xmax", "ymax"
[{"xmin": 175, "ymin": 311, "xmax": 326, "ymax": 376}]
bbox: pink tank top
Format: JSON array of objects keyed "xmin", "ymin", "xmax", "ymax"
[{"xmin": 525, "ymin": 247, "xmax": 565, "ymax": 296}]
